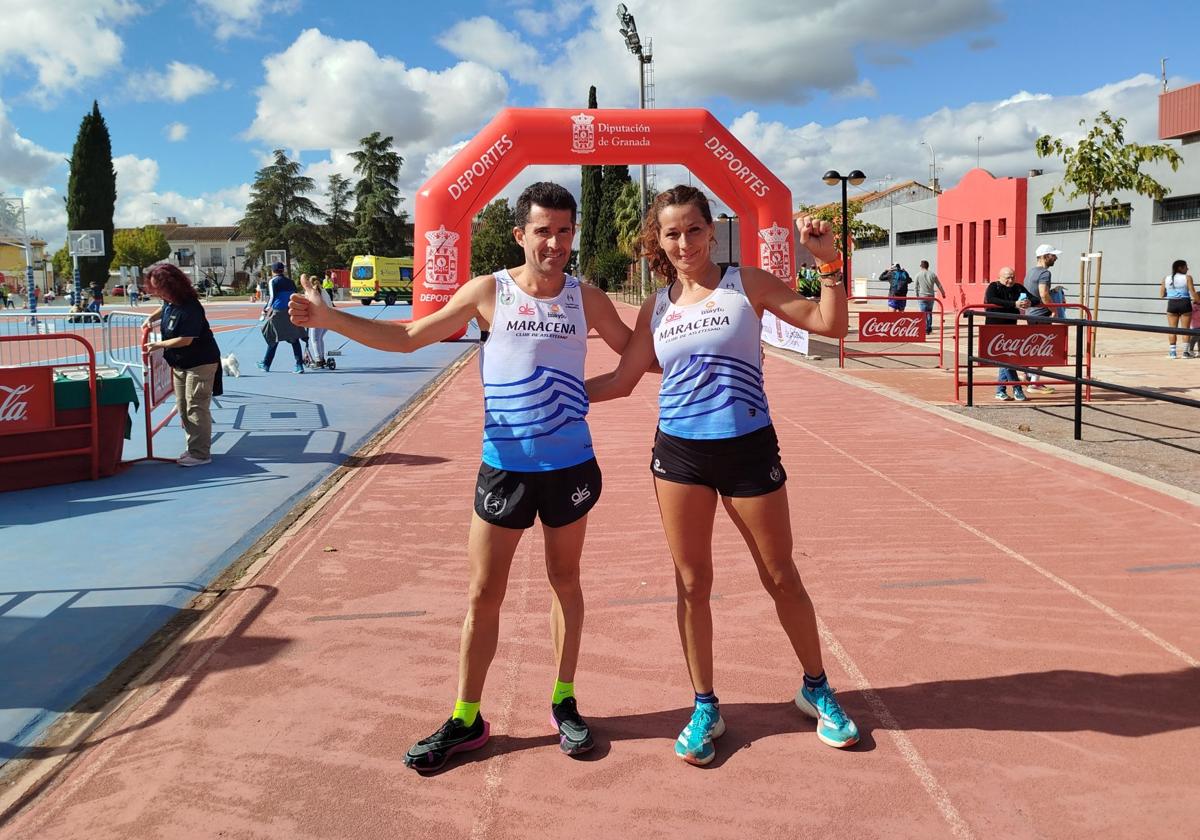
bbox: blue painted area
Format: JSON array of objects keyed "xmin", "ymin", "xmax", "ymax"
[{"xmin": 0, "ymin": 306, "xmax": 477, "ymax": 760}]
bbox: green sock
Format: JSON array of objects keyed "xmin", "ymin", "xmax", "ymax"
[
  {"xmin": 552, "ymin": 680, "xmax": 575, "ymax": 705},
  {"xmin": 452, "ymin": 699, "xmax": 480, "ymax": 726}
]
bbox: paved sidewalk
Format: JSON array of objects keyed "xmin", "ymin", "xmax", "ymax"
[{"xmin": 3, "ymin": 305, "xmax": 1196, "ymax": 839}]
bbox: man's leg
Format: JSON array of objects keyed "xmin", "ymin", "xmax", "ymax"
[{"xmin": 543, "ymin": 515, "xmax": 588, "ymax": 686}]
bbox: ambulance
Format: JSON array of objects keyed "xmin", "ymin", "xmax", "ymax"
[{"xmin": 349, "ymin": 255, "xmax": 413, "ymax": 306}]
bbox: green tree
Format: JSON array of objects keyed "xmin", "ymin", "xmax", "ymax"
[
  {"xmin": 613, "ymin": 180, "xmax": 642, "ymax": 259},
  {"xmin": 342, "ymin": 131, "xmax": 406, "ymax": 260},
  {"xmin": 590, "ymin": 247, "xmax": 632, "ymax": 292},
  {"xmin": 52, "ymin": 243, "xmax": 71, "ymax": 280},
  {"xmin": 795, "ymin": 199, "xmax": 887, "ymax": 258},
  {"xmin": 66, "ymin": 101, "xmax": 116, "ymax": 292},
  {"xmin": 298, "ymin": 174, "xmax": 356, "ymax": 275},
  {"xmin": 1035, "ymin": 110, "xmax": 1183, "ymax": 259},
  {"xmin": 113, "ymin": 225, "xmax": 170, "ymax": 269},
  {"xmin": 578, "ymin": 85, "xmax": 602, "ymax": 279},
  {"xmin": 596, "ymin": 164, "xmax": 631, "ymax": 252},
  {"xmin": 470, "ymin": 199, "xmax": 523, "ymax": 276},
  {"xmin": 239, "ymin": 149, "xmax": 322, "ymax": 271}
]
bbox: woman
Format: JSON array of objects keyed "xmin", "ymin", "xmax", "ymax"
[
  {"xmin": 586, "ymin": 185, "xmax": 857, "ymax": 765},
  {"xmin": 1161, "ymin": 259, "xmax": 1198, "ymax": 358},
  {"xmin": 983, "ymin": 266, "xmax": 1031, "ymax": 401},
  {"xmin": 310, "ymin": 273, "xmax": 336, "ymax": 368},
  {"xmin": 142, "ymin": 263, "xmax": 221, "ymax": 467},
  {"xmin": 259, "ymin": 263, "xmax": 306, "ymax": 373}
]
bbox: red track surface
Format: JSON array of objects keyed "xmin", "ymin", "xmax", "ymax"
[{"xmin": 4, "ymin": 307, "xmax": 1197, "ymax": 839}]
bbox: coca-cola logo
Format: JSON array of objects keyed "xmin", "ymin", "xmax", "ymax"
[
  {"xmin": 0, "ymin": 384, "xmax": 33, "ymax": 422},
  {"xmin": 859, "ymin": 314, "xmax": 925, "ymax": 342},
  {"xmin": 978, "ymin": 325, "xmax": 1068, "ymax": 366},
  {"xmin": 985, "ymin": 333, "xmax": 1058, "ymax": 359}
]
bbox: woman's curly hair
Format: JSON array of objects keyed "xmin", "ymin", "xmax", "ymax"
[
  {"xmin": 144, "ymin": 262, "xmax": 199, "ymax": 304},
  {"xmin": 638, "ymin": 184, "xmax": 714, "ymax": 284}
]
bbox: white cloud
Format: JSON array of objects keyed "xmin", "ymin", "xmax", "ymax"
[
  {"xmin": 127, "ymin": 62, "xmax": 219, "ymax": 102},
  {"xmin": 513, "ymin": 1, "xmax": 586, "ymax": 37},
  {"xmin": 724, "ymin": 73, "xmax": 1169, "ymax": 208},
  {"xmin": 0, "ymin": 0, "xmax": 140, "ymax": 99},
  {"xmin": 165, "ymin": 122, "xmax": 189, "ymax": 142},
  {"xmin": 115, "ymin": 154, "xmax": 159, "ymax": 194},
  {"xmin": 0, "ymin": 98, "xmax": 65, "ymax": 189},
  {"xmin": 194, "ymin": 0, "xmax": 300, "ymax": 41},
  {"xmin": 248, "ymin": 29, "xmax": 509, "ymax": 200},
  {"xmin": 440, "ymin": 0, "xmax": 1001, "ymax": 108}
]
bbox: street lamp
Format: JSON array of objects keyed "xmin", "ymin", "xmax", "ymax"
[
  {"xmin": 920, "ymin": 140, "xmax": 938, "ymax": 192},
  {"xmin": 616, "ymin": 3, "xmax": 653, "ymax": 293},
  {"xmin": 717, "ymin": 212, "xmax": 736, "ymax": 268},
  {"xmin": 822, "ymin": 169, "xmax": 866, "ymax": 288}
]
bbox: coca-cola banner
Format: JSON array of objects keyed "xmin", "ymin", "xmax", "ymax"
[
  {"xmin": 149, "ymin": 349, "xmax": 173, "ymax": 409},
  {"xmin": 0, "ymin": 366, "xmax": 55, "ymax": 435},
  {"xmin": 858, "ymin": 311, "xmax": 927, "ymax": 343},
  {"xmin": 977, "ymin": 325, "xmax": 1068, "ymax": 367}
]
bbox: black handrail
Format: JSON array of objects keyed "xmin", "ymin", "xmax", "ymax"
[{"xmin": 964, "ymin": 309, "xmax": 1200, "ymax": 440}]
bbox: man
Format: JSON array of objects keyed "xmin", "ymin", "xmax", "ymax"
[
  {"xmin": 321, "ymin": 271, "xmax": 336, "ymax": 302},
  {"xmin": 883, "ymin": 263, "xmax": 911, "ymax": 310},
  {"xmin": 290, "ymin": 182, "xmax": 632, "ymax": 772},
  {"xmin": 984, "ymin": 266, "xmax": 1031, "ymax": 401},
  {"xmin": 1022, "ymin": 244, "xmax": 1060, "ymax": 393},
  {"xmin": 912, "ymin": 259, "xmax": 945, "ymax": 332}
]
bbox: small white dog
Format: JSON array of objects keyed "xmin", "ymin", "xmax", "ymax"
[{"xmin": 221, "ymin": 353, "xmax": 241, "ymax": 378}]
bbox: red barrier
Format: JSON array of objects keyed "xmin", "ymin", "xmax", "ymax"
[
  {"xmin": 0, "ymin": 334, "xmax": 99, "ymax": 482},
  {"xmin": 413, "ymin": 108, "xmax": 797, "ymax": 329},
  {"xmin": 840, "ymin": 296, "xmax": 945, "ymax": 368},
  {"xmin": 953, "ymin": 304, "xmax": 1092, "ymax": 403},
  {"xmin": 127, "ymin": 344, "xmax": 177, "ymax": 463}
]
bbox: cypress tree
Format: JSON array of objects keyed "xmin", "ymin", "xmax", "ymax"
[
  {"xmin": 578, "ymin": 86, "xmax": 602, "ymax": 281},
  {"xmin": 66, "ymin": 101, "xmax": 116, "ymax": 293},
  {"xmin": 596, "ymin": 164, "xmax": 631, "ymax": 252}
]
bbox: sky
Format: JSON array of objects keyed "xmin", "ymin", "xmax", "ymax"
[{"xmin": 0, "ymin": 0, "xmax": 1198, "ymax": 251}]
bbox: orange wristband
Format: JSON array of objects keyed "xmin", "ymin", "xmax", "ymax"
[{"xmin": 817, "ymin": 259, "xmax": 843, "ymax": 275}]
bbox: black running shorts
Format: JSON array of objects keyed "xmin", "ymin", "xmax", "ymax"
[
  {"xmin": 474, "ymin": 457, "xmax": 602, "ymax": 530},
  {"xmin": 650, "ymin": 425, "xmax": 786, "ymax": 498},
  {"xmin": 1167, "ymin": 298, "xmax": 1193, "ymax": 316}
]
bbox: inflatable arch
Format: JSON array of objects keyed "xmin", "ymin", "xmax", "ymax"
[{"xmin": 412, "ymin": 108, "xmax": 795, "ymax": 321}]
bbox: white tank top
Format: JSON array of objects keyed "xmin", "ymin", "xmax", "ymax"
[
  {"xmin": 479, "ymin": 270, "xmax": 592, "ymax": 471},
  {"xmin": 1164, "ymin": 273, "xmax": 1190, "ymax": 299},
  {"xmin": 650, "ymin": 267, "xmax": 770, "ymax": 440}
]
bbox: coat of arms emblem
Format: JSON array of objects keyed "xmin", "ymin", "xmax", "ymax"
[
  {"xmin": 758, "ymin": 223, "xmax": 792, "ymax": 281},
  {"xmin": 425, "ymin": 226, "xmax": 461, "ymax": 289},
  {"xmin": 571, "ymin": 113, "xmax": 596, "ymax": 154}
]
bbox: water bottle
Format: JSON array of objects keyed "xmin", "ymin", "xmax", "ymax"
[{"xmin": 1017, "ymin": 292, "xmax": 1028, "ymax": 302}]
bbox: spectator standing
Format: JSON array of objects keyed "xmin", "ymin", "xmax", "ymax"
[
  {"xmin": 1021, "ymin": 245, "xmax": 1060, "ymax": 392},
  {"xmin": 0, "ymin": 286, "xmax": 11, "ymax": 309},
  {"xmin": 1161, "ymin": 259, "xmax": 1198, "ymax": 358},
  {"xmin": 882, "ymin": 263, "xmax": 911, "ymax": 310},
  {"xmin": 142, "ymin": 263, "xmax": 222, "ymax": 467},
  {"xmin": 258, "ymin": 262, "xmax": 306, "ymax": 373},
  {"xmin": 912, "ymin": 259, "xmax": 945, "ymax": 332},
  {"xmin": 984, "ymin": 266, "xmax": 1031, "ymax": 401}
]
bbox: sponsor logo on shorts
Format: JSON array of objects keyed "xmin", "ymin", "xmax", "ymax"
[
  {"xmin": 570, "ymin": 485, "xmax": 592, "ymax": 507},
  {"xmin": 769, "ymin": 465, "xmax": 782, "ymax": 482},
  {"xmin": 652, "ymin": 458, "xmax": 666, "ymax": 474},
  {"xmin": 482, "ymin": 491, "xmax": 507, "ymax": 516}
]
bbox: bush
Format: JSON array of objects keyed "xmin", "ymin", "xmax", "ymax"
[
  {"xmin": 590, "ymin": 247, "xmax": 632, "ymax": 292},
  {"xmin": 797, "ymin": 275, "xmax": 822, "ymax": 298}
]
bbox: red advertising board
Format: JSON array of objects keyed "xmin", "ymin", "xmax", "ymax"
[
  {"xmin": 978, "ymin": 324, "xmax": 1069, "ymax": 367},
  {"xmin": 0, "ymin": 365, "xmax": 56, "ymax": 435},
  {"xmin": 859, "ymin": 311, "xmax": 926, "ymax": 343},
  {"xmin": 149, "ymin": 349, "xmax": 174, "ymax": 408}
]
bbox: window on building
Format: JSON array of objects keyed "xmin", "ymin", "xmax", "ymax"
[
  {"xmin": 968, "ymin": 221, "xmax": 977, "ymax": 283},
  {"xmin": 1036, "ymin": 205, "xmax": 1131, "ymax": 234},
  {"xmin": 856, "ymin": 230, "xmax": 889, "ymax": 249},
  {"xmin": 1155, "ymin": 193, "xmax": 1200, "ymax": 223},
  {"xmin": 209, "ymin": 247, "xmax": 223, "ymax": 266},
  {"xmin": 982, "ymin": 220, "xmax": 992, "ymax": 281},
  {"xmin": 943, "ymin": 225, "xmax": 950, "ymax": 241},
  {"xmin": 235, "ymin": 246, "xmax": 246, "ymax": 257},
  {"xmin": 896, "ymin": 228, "xmax": 937, "ymax": 247},
  {"xmin": 998, "ymin": 218, "xmax": 1007, "ymax": 237}
]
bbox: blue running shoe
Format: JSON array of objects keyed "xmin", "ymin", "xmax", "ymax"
[
  {"xmin": 674, "ymin": 702, "xmax": 725, "ymax": 765},
  {"xmin": 796, "ymin": 683, "xmax": 859, "ymax": 748}
]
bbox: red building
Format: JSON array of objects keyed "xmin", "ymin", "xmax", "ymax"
[{"xmin": 935, "ymin": 169, "xmax": 1027, "ymax": 310}]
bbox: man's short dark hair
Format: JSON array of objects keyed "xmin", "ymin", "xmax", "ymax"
[
  {"xmin": 920, "ymin": 260, "xmax": 929, "ymax": 269},
  {"xmin": 515, "ymin": 182, "xmax": 577, "ymax": 227}
]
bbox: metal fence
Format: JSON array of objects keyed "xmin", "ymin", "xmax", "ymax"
[{"xmin": 0, "ymin": 310, "xmax": 150, "ymax": 381}]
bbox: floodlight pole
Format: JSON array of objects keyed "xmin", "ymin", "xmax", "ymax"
[{"xmin": 617, "ymin": 4, "xmax": 653, "ymax": 295}]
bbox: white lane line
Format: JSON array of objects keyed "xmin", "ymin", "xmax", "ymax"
[
  {"xmin": 939, "ymin": 425, "xmax": 1200, "ymax": 530},
  {"xmin": 781, "ymin": 415, "xmax": 1200, "ymax": 670},
  {"xmin": 470, "ymin": 541, "xmax": 533, "ymax": 840},
  {"xmin": 818, "ymin": 618, "xmax": 976, "ymax": 840}
]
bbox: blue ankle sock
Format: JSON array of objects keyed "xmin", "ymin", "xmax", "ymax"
[
  {"xmin": 695, "ymin": 691, "xmax": 718, "ymax": 706},
  {"xmin": 803, "ymin": 671, "xmax": 828, "ymax": 691}
]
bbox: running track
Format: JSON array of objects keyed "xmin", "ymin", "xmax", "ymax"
[{"xmin": 2, "ymin": 305, "xmax": 1197, "ymax": 839}]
